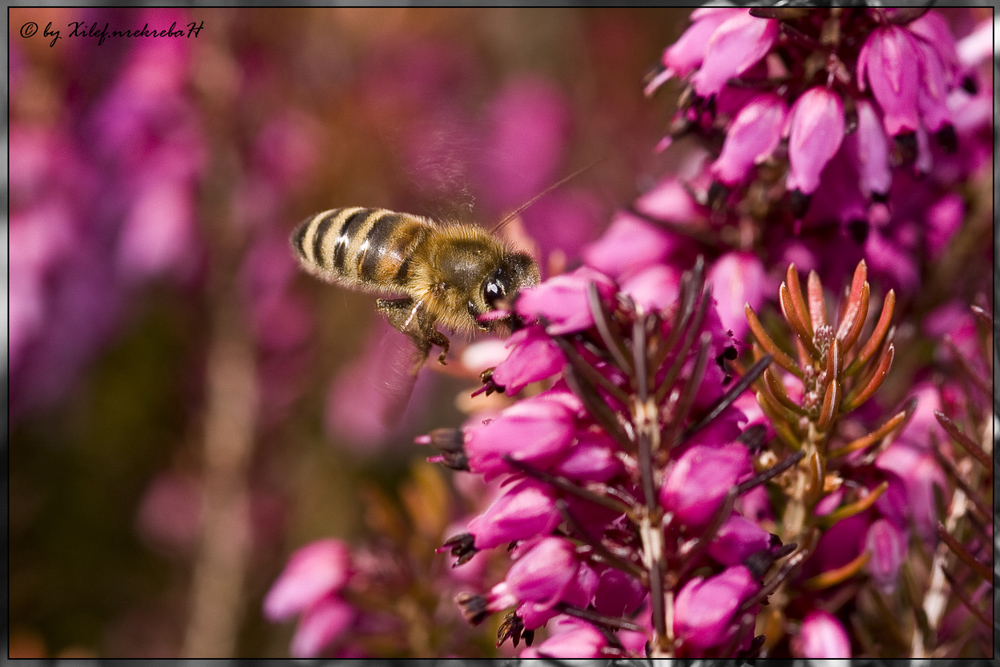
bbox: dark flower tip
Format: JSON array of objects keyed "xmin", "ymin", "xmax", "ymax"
[
  {"xmin": 440, "ymin": 532, "xmax": 478, "ymax": 565},
  {"xmin": 498, "ymin": 611, "xmax": 534, "ymax": 648},
  {"xmin": 455, "ymin": 592, "xmax": 491, "ymax": 625},
  {"xmin": 418, "ymin": 428, "xmax": 469, "ymax": 470}
]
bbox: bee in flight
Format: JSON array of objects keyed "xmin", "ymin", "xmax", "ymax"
[{"xmin": 290, "ymin": 207, "xmax": 540, "ymax": 371}]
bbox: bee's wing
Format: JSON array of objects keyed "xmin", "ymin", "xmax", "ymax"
[{"xmin": 323, "ymin": 318, "xmax": 433, "ymax": 450}]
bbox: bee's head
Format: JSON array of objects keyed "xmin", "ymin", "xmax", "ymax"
[{"xmin": 482, "ymin": 251, "xmax": 540, "ymax": 312}]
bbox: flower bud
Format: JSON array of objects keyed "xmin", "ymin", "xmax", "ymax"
[
  {"xmin": 794, "ymin": 610, "xmax": 851, "ymax": 659},
  {"xmin": 865, "ymin": 518, "xmax": 906, "ymax": 593},
  {"xmin": 673, "ymin": 565, "xmax": 759, "ymax": 649},
  {"xmin": 464, "ymin": 478, "xmax": 560, "ymax": 550},
  {"xmin": 264, "ymin": 539, "xmax": 352, "ymax": 621},
  {"xmin": 660, "ymin": 443, "xmax": 751, "ymax": 528}
]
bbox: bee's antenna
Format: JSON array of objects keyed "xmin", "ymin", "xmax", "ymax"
[{"xmin": 490, "ymin": 158, "xmax": 605, "ymax": 234}]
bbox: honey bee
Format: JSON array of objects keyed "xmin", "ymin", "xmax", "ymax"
[{"xmin": 290, "ymin": 207, "xmax": 540, "ymax": 370}]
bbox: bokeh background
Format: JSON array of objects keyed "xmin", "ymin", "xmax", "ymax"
[{"xmin": 8, "ymin": 6, "xmax": 699, "ymax": 658}]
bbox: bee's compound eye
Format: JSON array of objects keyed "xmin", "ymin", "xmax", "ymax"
[{"xmin": 483, "ymin": 273, "xmax": 507, "ymax": 310}]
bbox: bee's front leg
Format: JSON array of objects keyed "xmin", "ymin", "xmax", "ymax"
[{"xmin": 377, "ymin": 298, "xmax": 451, "ymax": 370}]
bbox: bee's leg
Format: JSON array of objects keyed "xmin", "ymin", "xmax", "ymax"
[{"xmin": 376, "ymin": 298, "xmax": 451, "ymax": 370}]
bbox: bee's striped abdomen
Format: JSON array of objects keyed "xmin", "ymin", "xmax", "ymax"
[{"xmin": 291, "ymin": 207, "xmax": 435, "ymax": 293}]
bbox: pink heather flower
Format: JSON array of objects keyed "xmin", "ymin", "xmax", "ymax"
[
  {"xmin": 708, "ymin": 513, "xmax": 773, "ymax": 567},
  {"xmin": 289, "ymin": 596, "xmax": 355, "ymax": 659},
  {"xmin": 914, "ymin": 37, "xmax": 953, "ymax": 133},
  {"xmin": 865, "ymin": 518, "xmax": 906, "ymax": 593},
  {"xmin": 690, "ymin": 12, "xmax": 779, "ymax": 98},
  {"xmin": 924, "ymin": 192, "xmax": 965, "ymax": 262},
  {"xmin": 851, "ymin": 99, "xmax": 892, "ymax": 198},
  {"xmin": 648, "ymin": 8, "xmax": 744, "ymax": 94},
  {"xmin": 660, "ymin": 443, "xmax": 751, "ymax": 528},
  {"xmin": 710, "ymin": 93, "xmax": 787, "ymax": 186},
  {"xmin": 784, "ymin": 87, "xmax": 845, "ymax": 197},
  {"xmin": 264, "ymin": 539, "xmax": 353, "ymax": 622},
  {"xmin": 581, "ymin": 211, "xmax": 677, "ymax": 280},
  {"xmin": 490, "ymin": 324, "xmax": 564, "ymax": 395},
  {"xmin": 516, "ymin": 266, "xmax": 617, "ymax": 335},
  {"xmin": 464, "ymin": 478, "xmax": 560, "ymax": 550},
  {"xmin": 857, "ymin": 25, "xmax": 922, "ymax": 136},
  {"xmin": 875, "ymin": 442, "xmax": 948, "ymax": 542},
  {"xmin": 706, "ymin": 251, "xmax": 767, "ymax": 341},
  {"xmin": 520, "ymin": 616, "xmax": 607, "ymax": 659},
  {"xmin": 795, "ymin": 610, "xmax": 851, "ymax": 659},
  {"xmin": 465, "ymin": 391, "xmax": 577, "ymax": 477},
  {"xmin": 673, "ymin": 565, "xmax": 759, "ymax": 650},
  {"xmin": 552, "ymin": 430, "xmax": 623, "ymax": 483},
  {"xmin": 593, "ymin": 567, "xmax": 646, "ymax": 618},
  {"xmin": 620, "ymin": 264, "xmax": 682, "ymax": 314}
]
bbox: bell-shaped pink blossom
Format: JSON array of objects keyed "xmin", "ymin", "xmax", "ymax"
[
  {"xmin": 708, "ymin": 513, "xmax": 773, "ymax": 566},
  {"xmin": 520, "ymin": 616, "xmax": 607, "ymax": 658},
  {"xmin": 907, "ymin": 11, "xmax": 962, "ymax": 77},
  {"xmin": 710, "ymin": 93, "xmax": 787, "ymax": 186},
  {"xmin": 264, "ymin": 539, "xmax": 353, "ymax": 621},
  {"xmin": 582, "ymin": 211, "xmax": 677, "ymax": 281},
  {"xmin": 551, "ymin": 430, "xmax": 623, "ymax": 482},
  {"xmin": 593, "ymin": 567, "xmax": 646, "ymax": 618},
  {"xmin": 915, "ymin": 37, "xmax": 953, "ymax": 133},
  {"xmin": 875, "ymin": 442, "xmax": 948, "ymax": 542},
  {"xmin": 620, "ymin": 264, "xmax": 682, "ymax": 314},
  {"xmin": 852, "ymin": 99, "xmax": 892, "ymax": 198},
  {"xmin": 465, "ymin": 391, "xmax": 577, "ymax": 476},
  {"xmin": 866, "ymin": 518, "xmax": 906, "ymax": 593},
  {"xmin": 784, "ymin": 87, "xmax": 845, "ymax": 196},
  {"xmin": 706, "ymin": 251, "xmax": 766, "ymax": 341},
  {"xmin": 505, "ymin": 537, "xmax": 579, "ymax": 606},
  {"xmin": 660, "ymin": 443, "xmax": 751, "ymax": 528},
  {"xmin": 516, "ymin": 266, "xmax": 617, "ymax": 335},
  {"xmin": 857, "ymin": 25, "xmax": 922, "ymax": 136},
  {"xmin": 648, "ymin": 8, "xmax": 744, "ymax": 94},
  {"xmin": 673, "ymin": 565, "xmax": 759, "ymax": 649},
  {"xmin": 691, "ymin": 12, "xmax": 779, "ymax": 98},
  {"xmin": 794, "ymin": 610, "xmax": 851, "ymax": 659},
  {"xmin": 465, "ymin": 478, "xmax": 560, "ymax": 550},
  {"xmin": 490, "ymin": 324, "xmax": 564, "ymax": 395},
  {"xmin": 290, "ymin": 596, "xmax": 355, "ymax": 659}
]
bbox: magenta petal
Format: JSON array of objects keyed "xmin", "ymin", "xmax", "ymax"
[
  {"xmin": 673, "ymin": 566, "xmax": 759, "ymax": 649},
  {"xmin": 620, "ymin": 264, "xmax": 682, "ymax": 314},
  {"xmin": 506, "ymin": 536, "xmax": 578, "ymax": 607},
  {"xmin": 516, "ymin": 266, "xmax": 617, "ymax": 335},
  {"xmin": 866, "ymin": 518, "xmax": 906, "ymax": 592},
  {"xmin": 490, "ymin": 324, "xmax": 564, "ymax": 395},
  {"xmin": 290, "ymin": 596, "xmax": 355, "ymax": 659},
  {"xmin": 466, "ymin": 479, "xmax": 560, "ymax": 550},
  {"xmin": 711, "ymin": 93, "xmax": 787, "ymax": 185},
  {"xmin": 465, "ymin": 393, "xmax": 577, "ymax": 475},
  {"xmin": 552, "ymin": 430, "xmax": 623, "ymax": 482},
  {"xmin": 660, "ymin": 443, "xmax": 751, "ymax": 527},
  {"xmin": 661, "ymin": 8, "xmax": 744, "ymax": 80},
  {"xmin": 852, "ymin": 100, "xmax": 892, "ymax": 197},
  {"xmin": 692, "ymin": 12, "xmax": 779, "ymax": 98},
  {"xmin": 263, "ymin": 539, "xmax": 352, "ymax": 621},
  {"xmin": 858, "ymin": 26, "xmax": 922, "ymax": 136},
  {"xmin": 706, "ymin": 251, "xmax": 766, "ymax": 341},
  {"xmin": 522, "ymin": 617, "xmax": 606, "ymax": 658},
  {"xmin": 795, "ymin": 610, "xmax": 851, "ymax": 659},
  {"xmin": 582, "ymin": 211, "xmax": 676, "ymax": 281},
  {"xmin": 708, "ymin": 513, "xmax": 773, "ymax": 566},
  {"xmin": 785, "ymin": 87, "xmax": 845, "ymax": 195}
]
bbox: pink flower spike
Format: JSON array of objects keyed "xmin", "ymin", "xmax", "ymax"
[
  {"xmin": 263, "ymin": 539, "xmax": 352, "ymax": 621},
  {"xmin": 490, "ymin": 324, "xmax": 564, "ymax": 395},
  {"xmin": 710, "ymin": 93, "xmax": 787, "ymax": 186},
  {"xmin": 691, "ymin": 12, "xmax": 779, "ymax": 98},
  {"xmin": 673, "ymin": 565, "xmax": 759, "ymax": 649},
  {"xmin": 516, "ymin": 266, "xmax": 617, "ymax": 335},
  {"xmin": 660, "ymin": 443, "xmax": 751, "ymax": 528},
  {"xmin": 465, "ymin": 478, "xmax": 560, "ymax": 550},
  {"xmin": 857, "ymin": 26, "xmax": 922, "ymax": 136},
  {"xmin": 794, "ymin": 610, "xmax": 851, "ymax": 659},
  {"xmin": 784, "ymin": 87, "xmax": 845, "ymax": 196},
  {"xmin": 852, "ymin": 100, "xmax": 892, "ymax": 198},
  {"xmin": 866, "ymin": 518, "xmax": 906, "ymax": 593},
  {"xmin": 290, "ymin": 596, "xmax": 355, "ymax": 659}
]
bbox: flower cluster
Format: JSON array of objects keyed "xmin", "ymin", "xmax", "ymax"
[{"xmin": 265, "ymin": 7, "xmax": 993, "ymax": 660}]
